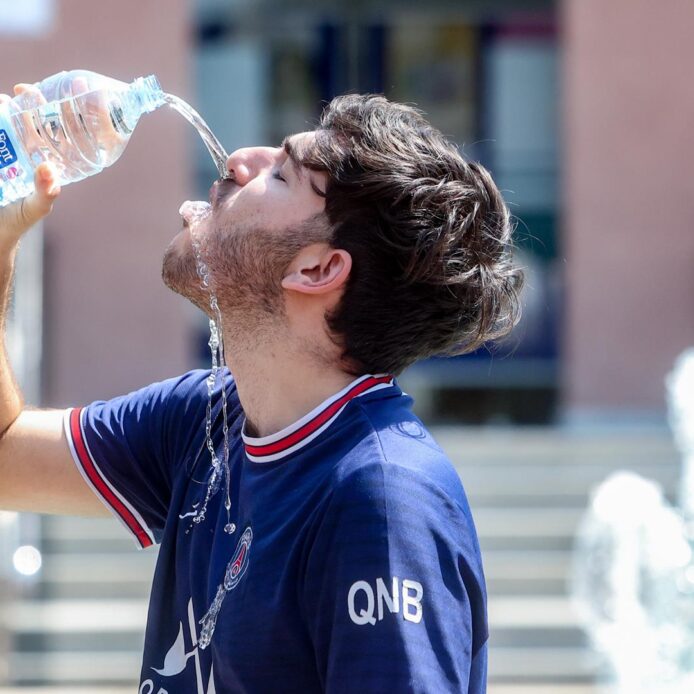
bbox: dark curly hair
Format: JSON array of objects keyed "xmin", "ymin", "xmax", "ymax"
[{"xmin": 301, "ymin": 94, "xmax": 524, "ymax": 376}]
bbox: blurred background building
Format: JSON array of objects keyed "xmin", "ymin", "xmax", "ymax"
[{"xmin": 0, "ymin": 0, "xmax": 692, "ymax": 691}]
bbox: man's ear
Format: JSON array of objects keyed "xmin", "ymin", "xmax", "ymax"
[{"xmin": 281, "ymin": 245, "xmax": 352, "ymax": 295}]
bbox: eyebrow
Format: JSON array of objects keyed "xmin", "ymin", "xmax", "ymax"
[
  {"xmin": 281, "ymin": 136, "xmax": 303, "ymax": 179},
  {"xmin": 281, "ymin": 135, "xmax": 326, "ymax": 197}
]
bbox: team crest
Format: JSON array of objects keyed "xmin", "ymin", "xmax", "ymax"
[{"xmin": 225, "ymin": 526, "xmax": 252, "ymax": 590}]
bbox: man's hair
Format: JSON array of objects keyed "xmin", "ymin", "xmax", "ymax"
[{"xmin": 301, "ymin": 94, "xmax": 524, "ymax": 376}]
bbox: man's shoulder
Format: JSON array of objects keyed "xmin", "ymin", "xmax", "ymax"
[
  {"xmin": 136, "ymin": 368, "xmax": 239, "ymax": 415},
  {"xmin": 332, "ymin": 403, "xmax": 472, "ymax": 522},
  {"xmin": 96, "ymin": 368, "xmax": 240, "ymax": 447}
]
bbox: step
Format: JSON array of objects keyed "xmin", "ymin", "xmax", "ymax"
[
  {"xmin": 40, "ymin": 517, "xmax": 154, "ymax": 555},
  {"xmin": 6, "ymin": 647, "xmax": 600, "ymax": 685},
  {"xmin": 484, "ymin": 549, "xmax": 573, "ymax": 582},
  {"xmin": 488, "ymin": 647, "xmax": 600, "ymax": 680},
  {"xmin": 45, "ymin": 508, "xmax": 590, "ymax": 541},
  {"xmin": 3, "ymin": 595, "xmax": 583, "ymax": 633},
  {"xmin": 37, "ymin": 547, "xmax": 576, "ymax": 589},
  {"xmin": 1, "ymin": 594, "xmax": 598, "ymax": 684},
  {"xmin": 29, "ymin": 504, "xmax": 640, "ymax": 541},
  {"xmin": 8, "ymin": 652, "xmax": 140, "ymax": 684},
  {"xmin": 1, "ymin": 600, "xmax": 148, "ymax": 633},
  {"xmin": 456, "ymin": 464, "xmax": 680, "ymax": 498},
  {"xmin": 475, "ymin": 507, "xmax": 586, "ymax": 538},
  {"xmin": 38, "ymin": 580, "xmax": 152, "ymax": 600},
  {"xmin": 40, "ymin": 553, "xmax": 157, "ymax": 583},
  {"xmin": 40, "ymin": 517, "xmax": 136, "ymax": 543},
  {"xmin": 486, "ymin": 577, "xmax": 569, "ymax": 597},
  {"xmin": 13, "ymin": 632, "xmax": 145, "ymax": 653},
  {"xmin": 489, "ymin": 596, "xmax": 580, "ymax": 629},
  {"xmin": 431, "ymin": 426, "xmax": 677, "ymax": 461}
]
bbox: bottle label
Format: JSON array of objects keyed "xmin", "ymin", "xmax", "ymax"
[{"xmin": 0, "ymin": 129, "xmax": 18, "ymax": 169}]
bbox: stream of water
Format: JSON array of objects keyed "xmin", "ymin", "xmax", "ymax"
[
  {"xmin": 163, "ymin": 92, "xmax": 235, "ymax": 536},
  {"xmin": 164, "ymin": 93, "xmax": 231, "ymax": 181},
  {"xmin": 164, "ymin": 94, "xmax": 239, "ymax": 647}
]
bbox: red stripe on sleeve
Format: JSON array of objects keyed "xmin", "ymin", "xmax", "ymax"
[{"xmin": 69, "ymin": 408, "xmax": 153, "ymax": 548}]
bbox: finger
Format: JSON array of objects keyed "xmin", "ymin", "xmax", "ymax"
[
  {"xmin": 13, "ymin": 83, "xmax": 45, "ymax": 104},
  {"xmin": 59, "ymin": 76, "xmax": 96, "ymax": 151},
  {"xmin": 35, "ymin": 161, "xmax": 61, "ymax": 197},
  {"xmin": 9, "ymin": 85, "xmax": 48, "ymax": 162},
  {"xmin": 20, "ymin": 162, "xmax": 61, "ymax": 226},
  {"xmin": 13, "ymin": 83, "xmax": 43, "ymax": 96},
  {"xmin": 71, "ymin": 76, "xmax": 89, "ymax": 96},
  {"xmin": 11, "ymin": 84, "xmax": 45, "ymax": 144}
]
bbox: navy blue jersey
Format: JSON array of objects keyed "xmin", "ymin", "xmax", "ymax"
[{"xmin": 63, "ymin": 370, "xmax": 488, "ymax": 694}]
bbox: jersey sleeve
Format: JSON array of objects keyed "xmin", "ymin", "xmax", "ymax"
[
  {"xmin": 63, "ymin": 370, "xmax": 211, "ymax": 549},
  {"xmin": 301, "ymin": 462, "xmax": 488, "ymax": 694}
]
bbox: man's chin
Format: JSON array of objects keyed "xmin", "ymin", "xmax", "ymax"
[{"xmin": 161, "ymin": 238, "xmax": 210, "ymax": 315}]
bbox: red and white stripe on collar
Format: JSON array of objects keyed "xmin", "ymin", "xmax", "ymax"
[
  {"xmin": 242, "ymin": 374, "xmax": 395, "ymax": 463},
  {"xmin": 64, "ymin": 407, "xmax": 155, "ymax": 549}
]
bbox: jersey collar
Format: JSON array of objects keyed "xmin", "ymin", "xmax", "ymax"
[{"xmin": 242, "ymin": 374, "xmax": 395, "ymax": 463}]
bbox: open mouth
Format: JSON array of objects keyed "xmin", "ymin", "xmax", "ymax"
[
  {"xmin": 179, "ymin": 200, "xmax": 212, "ymax": 227},
  {"xmin": 210, "ymin": 178, "xmax": 236, "ymax": 207}
]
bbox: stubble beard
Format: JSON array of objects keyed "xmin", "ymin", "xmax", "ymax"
[
  {"xmin": 161, "ymin": 230, "xmax": 210, "ymax": 315},
  {"xmin": 161, "ymin": 214, "xmax": 331, "ymax": 352}
]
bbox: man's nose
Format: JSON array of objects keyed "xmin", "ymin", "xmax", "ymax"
[{"xmin": 225, "ymin": 147, "xmax": 278, "ymax": 186}]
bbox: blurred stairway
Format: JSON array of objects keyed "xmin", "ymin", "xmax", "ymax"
[
  {"xmin": 2, "ymin": 518, "xmax": 156, "ymax": 687},
  {"xmin": 439, "ymin": 425, "xmax": 681, "ymax": 691},
  {"xmin": 0, "ymin": 426, "xmax": 682, "ymax": 692}
]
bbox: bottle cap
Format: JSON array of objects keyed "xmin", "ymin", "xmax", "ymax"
[{"xmin": 131, "ymin": 75, "xmax": 165, "ymax": 113}]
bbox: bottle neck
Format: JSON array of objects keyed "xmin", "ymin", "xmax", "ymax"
[
  {"xmin": 131, "ymin": 75, "xmax": 166, "ymax": 113},
  {"xmin": 111, "ymin": 75, "xmax": 165, "ymax": 135}
]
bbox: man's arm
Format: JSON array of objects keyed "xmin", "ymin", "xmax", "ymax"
[
  {"xmin": 0, "ymin": 408, "xmax": 109, "ymax": 516},
  {"xmin": 0, "ymin": 95, "xmax": 107, "ymax": 516},
  {"xmin": 303, "ymin": 463, "xmax": 488, "ymax": 693}
]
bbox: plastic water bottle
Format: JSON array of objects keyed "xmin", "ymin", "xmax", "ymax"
[{"xmin": 0, "ymin": 69, "xmax": 166, "ymax": 207}]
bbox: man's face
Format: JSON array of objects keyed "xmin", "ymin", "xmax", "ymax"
[{"xmin": 162, "ymin": 131, "xmax": 329, "ymax": 328}]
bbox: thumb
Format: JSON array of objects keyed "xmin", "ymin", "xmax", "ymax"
[{"xmin": 20, "ymin": 161, "xmax": 61, "ymax": 228}]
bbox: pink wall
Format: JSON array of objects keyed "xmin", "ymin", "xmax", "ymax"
[
  {"xmin": 563, "ymin": 0, "xmax": 694, "ymax": 418},
  {"xmin": 1, "ymin": 1, "xmax": 197, "ymax": 405}
]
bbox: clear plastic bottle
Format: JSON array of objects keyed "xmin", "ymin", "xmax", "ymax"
[{"xmin": 0, "ymin": 69, "xmax": 166, "ymax": 207}]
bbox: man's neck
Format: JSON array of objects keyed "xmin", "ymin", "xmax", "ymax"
[{"xmin": 221, "ymin": 331, "xmax": 355, "ymax": 439}]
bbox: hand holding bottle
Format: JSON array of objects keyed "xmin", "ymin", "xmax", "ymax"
[
  {"xmin": 0, "ymin": 70, "xmax": 166, "ymax": 209},
  {"xmin": 0, "ymin": 68, "xmax": 230, "ymax": 211},
  {"xmin": 0, "ymin": 85, "xmax": 61, "ymax": 250}
]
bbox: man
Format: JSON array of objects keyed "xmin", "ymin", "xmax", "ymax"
[{"xmin": 0, "ymin": 92, "xmax": 522, "ymax": 693}]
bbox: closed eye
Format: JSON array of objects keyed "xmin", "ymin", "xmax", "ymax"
[{"xmin": 272, "ymin": 169, "xmax": 286, "ymax": 183}]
